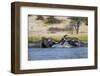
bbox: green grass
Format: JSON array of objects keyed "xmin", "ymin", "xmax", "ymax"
[
  {"xmin": 28, "ymin": 36, "xmax": 62, "ymax": 42},
  {"xmin": 78, "ymin": 34, "xmax": 88, "ymax": 42},
  {"xmin": 50, "ymin": 36, "xmax": 62, "ymax": 41},
  {"xmin": 28, "ymin": 36, "xmax": 41, "ymax": 43},
  {"xmin": 69, "ymin": 34, "xmax": 88, "ymax": 42},
  {"xmin": 28, "ymin": 34, "xmax": 88, "ymax": 43}
]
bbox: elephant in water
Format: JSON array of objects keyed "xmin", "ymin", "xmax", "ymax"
[
  {"xmin": 41, "ymin": 37, "xmax": 57, "ymax": 48},
  {"xmin": 41, "ymin": 35, "xmax": 87, "ymax": 48},
  {"xmin": 52, "ymin": 35, "xmax": 87, "ymax": 48}
]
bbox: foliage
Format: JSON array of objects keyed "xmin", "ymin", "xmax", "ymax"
[
  {"xmin": 45, "ymin": 16, "xmax": 62, "ymax": 24},
  {"xmin": 36, "ymin": 15, "xmax": 44, "ymax": 20},
  {"xmin": 68, "ymin": 17, "xmax": 88, "ymax": 34}
]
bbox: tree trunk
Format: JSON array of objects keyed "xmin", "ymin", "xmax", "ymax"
[
  {"xmin": 76, "ymin": 22, "xmax": 80, "ymax": 34},
  {"xmin": 76, "ymin": 27, "xmax": 79, "ymax": 34}
]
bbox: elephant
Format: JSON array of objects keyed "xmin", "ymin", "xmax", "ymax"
[
  {"xmin": 41, "ymin": 35, "xmax": 87, "ymax": 48},
  {"xmin": 41, "ymin": 37, "xmax": 57, "ymax": 48},
  {"xmin": 52, "ymin": 35, "xmax": 87, "ymax": 48}
]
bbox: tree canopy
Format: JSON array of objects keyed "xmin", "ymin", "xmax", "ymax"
[{"xmin": 68, "ymin": 17, "xmax": 88, "ymax": 34}]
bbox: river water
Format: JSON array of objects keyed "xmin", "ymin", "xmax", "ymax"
[{"xmin": 28, "ymin": 47, "xmax": 88, "ymax": 61}]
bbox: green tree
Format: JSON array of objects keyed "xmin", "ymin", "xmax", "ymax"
[{"xmin": 69, "ymin": 17, "xmax": 88, "ymax": 34}]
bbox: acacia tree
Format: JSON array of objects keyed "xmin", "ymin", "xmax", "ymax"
[{"xmin": 69, "ymin": 17, "xmax": 88, "ymax": 34}]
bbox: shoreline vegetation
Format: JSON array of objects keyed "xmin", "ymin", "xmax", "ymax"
[{"xmin": 28, "ymin": 34, "xmax": 88, "ymax": 43}]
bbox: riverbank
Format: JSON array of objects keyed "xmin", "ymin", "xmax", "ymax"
[{"xmin": 28, "ymin": 33, "xmax": 87, "ymax": 43}]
